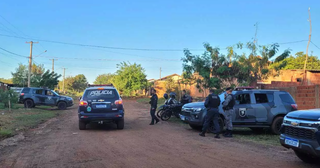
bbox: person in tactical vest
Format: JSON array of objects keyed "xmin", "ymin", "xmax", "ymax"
[
  {"xmin": 199, "ymin": 89, "xmax": 221, "ymax": 138},
  {"xmin": 149, "ymin": 88, "xmax": 160, "ymax": 125},
  {"xmin": 222, "ymin": 87, "xmax": 235, "ymax": 137}
]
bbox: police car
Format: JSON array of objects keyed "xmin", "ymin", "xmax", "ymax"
[
  {"xmin": 78, "ymin": 84, "xmax": 124, "ymax": 130},
  {"xmin": 179, "ymin": 89, "xmax": 297, "ymax": 134}
]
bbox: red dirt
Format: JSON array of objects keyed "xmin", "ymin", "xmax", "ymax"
[{"xmin": 0, "ymin": 100, "xmax": 318, "ymax": 168}]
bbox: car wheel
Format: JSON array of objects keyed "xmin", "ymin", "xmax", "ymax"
[
  {"xmin": 294, "ymin": 150, "xmax": 319, "ymax": 164},
  {"xmin": 271, "ymin": 116, "xmax": 284, "ymax": 134},
  {"xmin": 117, "ymin": 119, "xmax": 124, "ymax": 130},
  {"xmin": 189, "ymin": 124, "xmax": 202, "ymax": 130},
  {"xmin": 250, "ymin": 127, "xmax": 264, "ymax": 133},
  {"xmin": 208, "ymin": 117, "xmax": 224, "ymax": 133},
  {"xmin": 58, "ymin": 101, "xmax": 67, "ymax": 110},
  {"xmin": 24, "ymin": 99, "xmax": 34, "ymax": 108},
  {"xmin": 79, "ymin": 121, "xmax": 86, "ymax": 130}
]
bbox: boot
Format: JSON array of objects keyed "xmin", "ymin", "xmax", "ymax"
[
  {"xmin": 214, "ymin": 134, "xmax": 220, "ymax": 139},
  {"xmin": 199, "ymin": 131, "xmax": 205, "ymax": 137},
  {"xmin": 224, "ymin": 130, "xmax": 233, "ymax": 138},
  {"xmin": 223, "ymin": 130, "xmax": 229, "ymax": 137}
]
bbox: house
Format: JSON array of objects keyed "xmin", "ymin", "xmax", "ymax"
[{"xmin": 259, "ymin": 69, "xmax": 320, "ymax": 86}]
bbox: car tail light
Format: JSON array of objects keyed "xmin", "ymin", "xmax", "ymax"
[
  {"xmin": 80, "ymin": 101, "xmax": 88, "ymax": 106},
  {"xmin": 115, "ymin": 99, "xmax": 123, "ymax": 105},
  {"xmin": 20, "ymin": 93, "xmax": 24, "ymax": 96},
  {"xmin": 291, "ymin": 104, "xmax": 298, "ymax": 110}
]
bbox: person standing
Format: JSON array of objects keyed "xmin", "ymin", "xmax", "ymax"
[
  {"xmin": 222, "ymin": 87, "xmax": 235, "ymax": 137},
  {"xmin": 149, "ymin": 88, "xmax": 160, "ymax": 125},
  {"xmin": 199, "ymin": 89, "xmax": 221, "ymax": 138},
  {"xmin": 180, "ymin": 90, "xmax": 191, "ymax": 105}
]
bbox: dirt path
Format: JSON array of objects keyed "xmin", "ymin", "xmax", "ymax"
[{"xmin": 0, "ymin": 100, "xmax": 318, "ymax": 168}]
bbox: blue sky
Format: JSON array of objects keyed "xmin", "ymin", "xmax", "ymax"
[{"xmin": 0, "ymin": 0, "xmax": 319, "ymax": 83}]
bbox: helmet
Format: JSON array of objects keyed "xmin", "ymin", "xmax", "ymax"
[
  {"xmin": 163, "ymin": 93, "xmax": 168, "ymax": 99},
  {"xmin": 169, "ymin": 92, "xmax": 176, "ymax": 99}
]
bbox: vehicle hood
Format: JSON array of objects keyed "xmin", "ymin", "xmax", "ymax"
[
  {"xmin": 183, "ymin": 102, "xmax": 205, "ymax": 108},
  {"xmin": 286, "ymin": 109, "xmax": 320, "ymax": 121}
]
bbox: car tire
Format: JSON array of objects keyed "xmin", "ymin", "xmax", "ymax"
[
  {"xmin": 79, "ymin": 121, "xmax": 86, "ymax": 130},
  {"xmin": 189, "ymin": 124, "xmax": 202, "ymax": 130},
  {"xmin": 250, "ymin": 127, "xmax": 264, "ymax": 133},
  {"xmin": 117, "ymin": 119, "xmax": 124, "ymax": 130},
  {"xmin": 271, "ymin": 116, "xmax": 284, "ymax": 135},
  {"xmin": 208, "ymin": 117, "xmax": 224, "ymax": 133},
  {"xmin": 24, "ymin": 99, "xmax": 34, "ymax": 108},
  {"xmin": 294, "ymin": 150, "xmax": 319, "ymax": 164},
  {"xmin": 58, "ymin": 101, "xmax": 67, "ymax": 110}
]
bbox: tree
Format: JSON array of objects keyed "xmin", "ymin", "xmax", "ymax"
[
  {"xmin": 72, "ymin": 74, "xmax": 88, "ymax": 92},
  {"xmin": 12, "ymin": 63, "xmax": 61, "ymax": 89},
  {"xmin": 94, "ymin": 73, "xmax": 114, "ymax": 85},
  {"xmin": 11, "ymin": 64, "xmax": 28, "ymax": 87},
  {"xmin": 0, "ymin": 89, "xmax": 18, "ymax": 109},
  {"xmin": 112, "ymin": 62, "xmax": 147, "ymax": 96},
  {"xmin": 165, "ymin": 77, "xmax": 178, "ymax": 93},
  {"xmin": 270, "ymin": 52, "xmax": 320, "ymax": 70}
]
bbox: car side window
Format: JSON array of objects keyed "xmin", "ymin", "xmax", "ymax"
[
  {"xmin": 254, "ymin": 93, "xmax": 269, "ymax": 103},
  {"xmin": 45, "ymin": 90, "xmax": 54, "ymax": 96},
  {"xmin": 34, "ymin": 89, "xmax": 43, "ymax": 95},
  {"xmin": 235, "ymin": 94, "xmax": 251, "ymax": 104}
]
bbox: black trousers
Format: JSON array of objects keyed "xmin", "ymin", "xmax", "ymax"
[
  {"xmin": 202, "ymin": 108, "xmax": 220, "ymax": 134},
  {"xmin": 150, "ymin": 108, "xmax": 159, "ymax": 124}
]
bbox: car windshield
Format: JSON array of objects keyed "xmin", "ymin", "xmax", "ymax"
[
  {"xmin": 51, "ymin": 90, "xmax": 59, "ymax": 96},
  {"xmin": 83, "ymin": 89, "xmax": 118, "ymax": 101}
]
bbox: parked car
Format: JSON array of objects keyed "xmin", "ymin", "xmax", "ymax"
[
  {"xmin": 179, "ymin": 89, "xmax": 298, "ymax": 134},
  {"xmin": 279, "ymin": 109, "xmax": 320, "ymax": 164},
  {"xmin": 18, "ymin": 87, "xmax": 74, "ymax": 109},
  {"xmin": 78, "ymin": 84, "xmax": 124, "ymax": 130},
  {"xmin": 10, "ymin": 87, "xmax": 23, "ymax": 94}
]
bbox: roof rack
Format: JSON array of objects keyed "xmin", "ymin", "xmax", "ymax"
[
  {"xmin": 235, "ymin": 86, "xmax": 255, "ymax": 91},
  {"xmin": 87, "ymin": 84, "xmax": 114, "ymax": 87}
]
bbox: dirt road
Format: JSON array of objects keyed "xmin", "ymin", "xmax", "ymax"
[{"xmin": 0, "ymin": 100, "xmax": 318, "ymax": 168}]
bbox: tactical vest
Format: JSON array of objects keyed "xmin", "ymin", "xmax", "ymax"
[
  {"xmin": 226, "ymin": 94, "xmax": 235, "ymax": 109},
  {"xmin": 208, "ymin": 94, "xmax": 221, "ymax": 108}
]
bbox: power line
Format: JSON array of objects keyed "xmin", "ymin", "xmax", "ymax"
[
  {"xmin": 35, "ymin": 55, "xmax": 180, "ymax": 61},
  {"xmin": 0, "ymin": 33, "xmax": 204, "ymax": 52},
  {"xmin": 311, "ymin": 41, "xmax": 320, "ymax": 50},
  {"xmin": 278, "ymin": 40, "xmax": 308, "ymax": 45},
  {"xmin": 0, "ymin": 47, "xmax": 28, "ymax": 58}
]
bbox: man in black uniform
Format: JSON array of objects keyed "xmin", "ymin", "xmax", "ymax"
[
  {"xmin": 199, "ymin": 89, "xmax": 221, "ymax": 138},
  {"xmin": 149, "ymin": 88, "xmax": 160, "ymax": 125}
]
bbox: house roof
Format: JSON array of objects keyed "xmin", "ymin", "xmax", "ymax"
[{"xmin": 157, "ymin": 74, "xmax": 181, "ymax": 81}]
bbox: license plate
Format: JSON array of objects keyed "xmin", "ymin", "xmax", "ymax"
[
  {"xmin": 96, "ymin": 105, "xmax": 107, "ymax": 108},
  {"xmin": 180, "ymin": 115, "xmax": 185, "ymax": 121},
  {"xmin": 285, "ymin": 137, "xmax": 299, "ymax": 147}
]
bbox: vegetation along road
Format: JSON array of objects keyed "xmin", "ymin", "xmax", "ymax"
[{"xmin": 0, "ymin": 99, "xmax": 318, "ymax": 168}]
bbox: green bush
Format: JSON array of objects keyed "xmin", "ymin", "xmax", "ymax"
[{"xmin": 0, "ymin": 89, "xmax": 18, "ymax": 108}]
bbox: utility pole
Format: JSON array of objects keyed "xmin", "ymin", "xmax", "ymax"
[
  {"xmin": 26, "ymin": 41, "xmax": 38, "ymax": 87},
  {"xmin": 62, "ymin": 68, "xmax": 66, "ymax": 93},
  {"xmin": 253, "ymin": 22, "xmax": 259, "ymax": 46},
  {"xmin": 303, "ymin": 7, "xmax": 312, "ymax": 85},
  {"xmin": 160, "ymin": 67, "xmax": 162, "ymax": 79},
  {"xmin": 49, "ymin": 59, "xmax": 58, "ymax": 72}
]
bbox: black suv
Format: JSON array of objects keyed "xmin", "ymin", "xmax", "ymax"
[
  {"xmin": 179, "ymin": 89, "xmax": 297, "ymax": 134},
  {"xmin": 18, "ymin": 87, "xmax": 74, "ymax": 110},
  {"xmin": 78, "ymin": 84, "xmax": 124, "ymax": 130},
  {"xmin": 280, "ymin": 109, "xmax": 320, "ymax": 164}
]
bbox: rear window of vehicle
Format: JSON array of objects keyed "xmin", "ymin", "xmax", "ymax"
[
  {"xmin": 83, "ymin": 89, "xmax": 118, "ymax": 100},
  {"xmin": 279, "ymin": 94, "xmax": 295, "ymax": 104},
  {"xmin": 21, "ymin": 88, "xmax": 31, "ymax": 93}
]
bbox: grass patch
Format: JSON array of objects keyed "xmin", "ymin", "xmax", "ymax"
[
  {"xmin": 0, "ymin": 108, "xmax": 66, "ymax": 140},
  {"xmin": 0, "ymin": 103, "xmax": 24, "ymax": 110},
  {"xmin": 232, "ymin": 128, "xmax": 280, "ymax": 146}
]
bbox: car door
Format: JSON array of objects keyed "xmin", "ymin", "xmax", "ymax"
[
  {"xmin": 252, "ymin": 92, "xmax": 274, "ymax": 123},
  {"xmin": 233, "ymin": 92, "xmax": 256, "ymax": 124},
  {"xmin": 33, "ymin": 89, "xmax": 45, "ymax": 104},
  {"xmin": 44, "ymin": 90, "xmax": 58, "ymax": 106}
]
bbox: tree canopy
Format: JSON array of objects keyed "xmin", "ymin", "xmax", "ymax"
[
  {"xmin": 94, "ymin": 73, "xmax": 114, "ymax": 85},
  {"xmin": 111, "ymin": 62, "xmax": 147, "ymax": 96}
]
